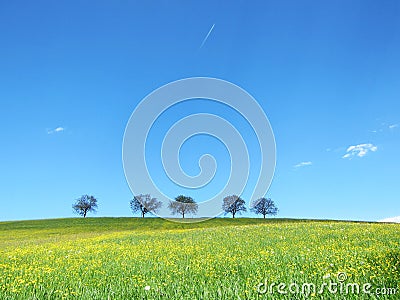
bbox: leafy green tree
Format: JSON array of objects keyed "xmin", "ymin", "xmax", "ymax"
[
  {"xmin": 72, "ymin": 195, "xmax": 98, "ymax": 217},
  {"xmin": 168, "ymin": 195, "xmax": 198, "ymax": 218},
  {"xmin": 222, "ymin": 195, "xmax": 246, "ymax": 218},
  {"xmin": 251, "ymin": 197, "xmax": 278, "ymax": 218},
  {"xmin": 130, "ymin": 194, "xmax": 162, "ymax": 218}
]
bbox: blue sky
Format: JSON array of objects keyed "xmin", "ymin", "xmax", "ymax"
[{"xmin": 0, "ymin": 0, "xmax": 399, "ymax": 221}]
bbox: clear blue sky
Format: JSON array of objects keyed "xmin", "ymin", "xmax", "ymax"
[{"xmin": 1, "ymin": 0, "xmax": 399, "ymax": 221}]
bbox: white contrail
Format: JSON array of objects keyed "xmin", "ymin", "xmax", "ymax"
[{"xmin": 199, "ymin": 24, "xmax": 215, "ymax": 49}]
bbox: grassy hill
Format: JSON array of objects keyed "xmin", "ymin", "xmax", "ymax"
[{"xmin": 0, "ymin": 218, "xmax": 399, "ymax": 299}]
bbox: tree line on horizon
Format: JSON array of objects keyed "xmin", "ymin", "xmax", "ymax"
[{"xmin": 72, "ymin": 194, "xmax": 278, "ymax": 219}]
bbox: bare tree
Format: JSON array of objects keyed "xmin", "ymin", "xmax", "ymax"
[
  {"xmin": 130, "ymin": 194, "xmax": 162, "ymax": 218},
  {"xmin": 168, "ymin": 195, "xmax": 198, "ymax": 218},
  {"xmin": 72, "ymin": 195, "xmax": 98, "ymax": 217},
  {"xmin": 222, "ymin": 195, "xmax": 246, "ymax": 218},
  {"xmin": 251, "ymin": 197, "xmax": 278, "ymax": 218}
]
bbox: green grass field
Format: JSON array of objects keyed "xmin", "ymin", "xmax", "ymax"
[{"xmin": 0, "ymin": 218, "xmax": 399, "ymax": 299}]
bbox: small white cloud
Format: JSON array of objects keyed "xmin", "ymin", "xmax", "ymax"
[
  {"xmin": 294, "ymin": 161, "xmax": 312, "ymax": 168},
  {"xmin": 389, "ymin": 124, "xmax": 398, "ymax": 129},
  {"xmin": 378, "ymin": 216, "xmax": 400, "ymax": 223},
  {"xmin": 342, "ymin": 143, "xmax": 377, "ymax": 159},
  {"xmin": 47, "ymin": 127, "xmax": 65, "ymax": 134}
]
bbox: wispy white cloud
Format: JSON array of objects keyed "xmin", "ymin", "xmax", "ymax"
[
  {"xmin": 294, "ymin": 161, "xmax": 312, "ymax": 168},
  {"xmin": 47, "ymin": 127, "xmax": 65, "ymax": 134},
  {"xmin": 54, "ymin": 127, "xmax": 64, "ymax": 132},
  {"xmin": 342, "ymin": 143, "xmax": 377, "ymax": 159},
  {"xmin": 378, "ymin": 216, "xmax": 400, "ymax": 223},
  {"xmin": 370, "ymin": 121, "xmax": 398, "ymax": 133}
]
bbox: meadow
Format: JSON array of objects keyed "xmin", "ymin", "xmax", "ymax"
[{"xmin": 0, "ymin": 218, "xmax": 398, "ymax": 299}]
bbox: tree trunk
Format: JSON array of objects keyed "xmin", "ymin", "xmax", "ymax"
[
  {"xmin": 182, "ymin": 212, "xmax": 185, "ymax": 218},
  {"xmin": 263, "ymin": 214, "xmax": 266, "ymax": 219},
  {"xmin": 142, "ymin": 211, "xmax": 145, "ymax": 218},
  {"xmin": 83, "ymin": 210, "xmax": 87, "ymax": 218},
  {"xmin": 232, "ymin": 212, "xmax": 235, "ymax": 218}
]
